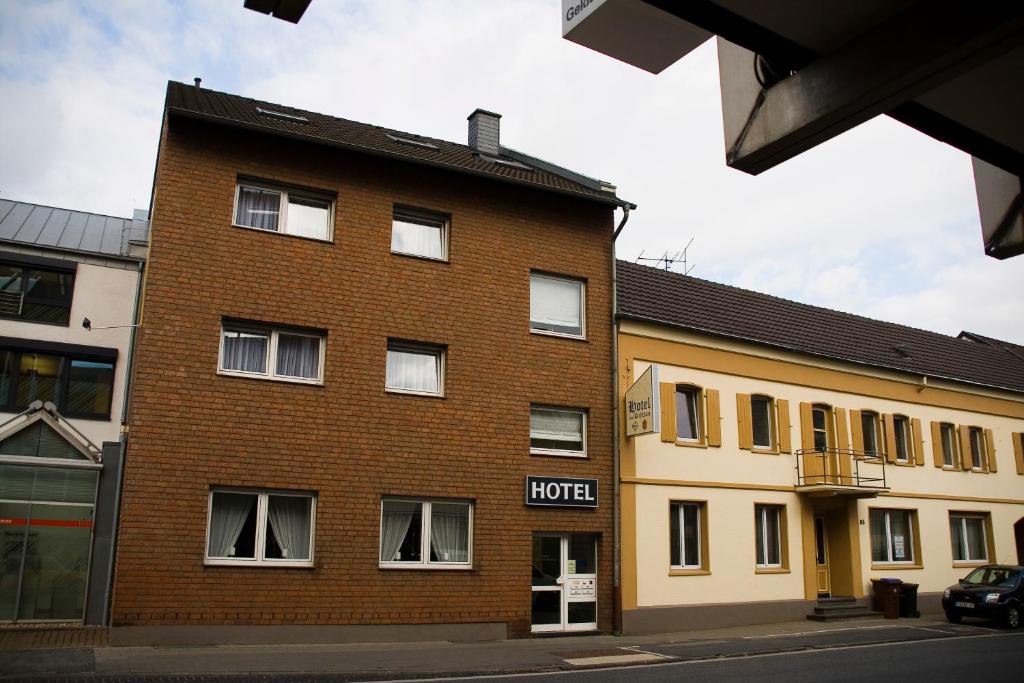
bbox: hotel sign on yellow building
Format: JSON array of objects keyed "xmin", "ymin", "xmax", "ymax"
[{"xmin": 625, "ymin": 364, "xmax": 659, "ymax": 437}]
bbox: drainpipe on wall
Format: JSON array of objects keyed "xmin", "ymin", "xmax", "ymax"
[{"xmin": 611, "ymin": 202, "xmax": 632, "ymax": 635}]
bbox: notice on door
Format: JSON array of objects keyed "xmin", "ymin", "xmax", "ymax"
[
  {"xmin": 894, "ymin": 535, "xmax": 905, "ymax": 557},
  {"xmin": 567, "ymin": 577, "xmax": 596, "ymax": 598},
  {"xmin": 625, "ymin": 364, "xmax": 659, "ymax": 437}
]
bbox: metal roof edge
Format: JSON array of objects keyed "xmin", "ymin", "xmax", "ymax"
[{"xmin": 0, "ymin": 238, "xmax": 144, "ymax": 265}]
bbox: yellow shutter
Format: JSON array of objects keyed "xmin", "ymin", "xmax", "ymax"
[
  {"xmin": 835, "ymin": 408, "xmax": 850, "ymax": 452},
  {"xmin": 776, "ymin": 399, "xmax": 792, "ymax": 454},
  {"xmin": 930, "ymin": 421, "xmax": 944, "ymax": 467},
  {"xmin": 705, "ymin": 388, "xmax": 721, "ymax": 447},
  {"xmin": 985, "ymin": 428, "xmax": 996, "ymax": 473},
  {"xmin": 883, "ymin": 414, "xmax": 897, "ymax": 463},
  {"xmin": 849, "ymin": 409, "xmax": 863, "ymax": 455},
  {"xmin": 958, "ymin": 426, "xmax": 972, "ymax": 470},
  {"xmin": 736, "ymin": 393, "xmax": 753, "ymax": 450},
  {"xmin": 799, "ymin": 402, "xmax": 814, "ymax": 451},
  {"xmin": 1014, "ymin": 433, "xmax": 1024, "ymax": 475},
  {"xmin": 659, "ymin": 383, "xmax": 676, "ymax": 442},
  {"xmin": 911, "ymin": 418, "xmax": 924, "ymax": 466}
]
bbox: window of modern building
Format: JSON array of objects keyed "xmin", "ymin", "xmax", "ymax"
[
  {"xmin": 391, "ymin": 206, "xmax": 449, "ymax": 261},
  {"xmin": 940, "ymin": 422, "xmax": 957, "ymax": 467},
  {"xmin": 219, "ymin": 323, "xmax": 325, "ymax": 384},
  {"xmin": 968, "ymin": 427, "xmax": 984, "ymax": 470},
  {"xmin": 861, "ymin": 411, "xmax": 881, "ymax": 456},
  {"xmin": 755, "ymin": 504, "xmax": 784, "ymax": 569},
  {"xmin": 205, "ymin": 489, "xmax": 315, "ymax": 566},
  {"xmin": 893, "ymin": 415, "xmax": 911, "ymax": 463},
  {"xmin": 530, "ymin": 405, "xmax": 586, "ymax": 456},
  {"xmin": 529, "ymin": 272, "xmax": 585, "ymax": 338},
  {"xmin": 950, "ymin": 513, "xmax": 990, "ymax": 563},
  {"xmin": 0, "ymin": 348, "xmax": 114, "ymax": 419},
  {"xmin": 675, "ymin": 385, "xmax": 702, "ymax": 441},
  {"xmin": 670, "ymin": 501, "xmax": 706, "ymax": 570},
  {"xmin": 233, "ymin": 182, "xmax": 334, "ymax": 241},
  {"xmin": 379, "ymin": 499, "xmax": 472, "ymax": 567},
  {"xmin": 870, "ymin": 508, "xmax": 916, "ymax": 564},
  {"xmin": 385, "ymin": 340, "xmax": 445, "ymax": 396},
  {"xmin": 751, "ymin": 395, "xmax": 773, "ymax": 449},
  {"xmin": 0, "ymin": 260, "xmax": 75, "ymax": 325}
]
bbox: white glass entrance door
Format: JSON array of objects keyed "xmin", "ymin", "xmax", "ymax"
[{"xmin": 531, "ymin": 533, "xmax": 597, "ymax": 633}]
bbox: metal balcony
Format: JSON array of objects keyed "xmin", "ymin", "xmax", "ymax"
[{"xmin": 795, "ymin": 448, "xmax": 888, "ymax": 498}]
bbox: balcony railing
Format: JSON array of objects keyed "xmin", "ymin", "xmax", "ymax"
[{"xmin": 795, "ymin": 447, "xmax": 888, "ymax": 491}]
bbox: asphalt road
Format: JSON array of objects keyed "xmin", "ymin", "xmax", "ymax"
[{"xmin": 447, "ymin": 631, "xmax": 1024, "ymax": 683}]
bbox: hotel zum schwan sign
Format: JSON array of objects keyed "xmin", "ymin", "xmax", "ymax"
[{"xmin": 625, "ymin": 364, "xmax": 659, "ymax": 437}]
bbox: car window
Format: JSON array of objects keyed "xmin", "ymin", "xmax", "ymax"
[{"xmin": 964, "ymin": 567, "xmax": 1022, "ymax": 586}]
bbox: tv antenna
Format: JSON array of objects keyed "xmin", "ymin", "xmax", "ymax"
[{"xmin": 635, "ymin": 238, "xmax": 695, "ymax": 275}]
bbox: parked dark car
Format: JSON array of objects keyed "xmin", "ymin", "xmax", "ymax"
[{"xmin": 942, "ymin": 564, "xmax": 1022, "ymax": 628}]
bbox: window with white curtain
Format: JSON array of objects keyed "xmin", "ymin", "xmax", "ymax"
[
  {"xmin": 529, "ymin": 272, "xmax": 584, "ymax": 338},
  {"xmin": 870, "ymin": 508, "xmax": 915, "ymax": 564},
  {"xmin": 385, "ymin": 341, "xmax": 445, "ymax": 396},
  {"xmin": 950, "ymin": 514, "xmax": 989, "ymax": 562},
  {"xmin": 219, "ymin": 323, "xmax": 324, "ymax": 384},
  {"xmin": 234, "ymin": 182, "xmax": 334, "ymax": 241},
  {"xmin": 205, "ymin": 489, "xmax": 315, "ymax": 566},
  {"xmin": 391, "ymin": 207, "xmax": 448, "ymax": 261},
  {"xmin": 530, "ymin": 405, "xmax": 586, "ymax": 456},
  {"xmin": 755, "ymin": 504, "xmax": 783, "ymax": 568},
  {"xmin": 379, "ymin": 498, "xmax": 472, "ymax": 567}
]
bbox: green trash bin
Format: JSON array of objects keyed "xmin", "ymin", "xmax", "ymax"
[{"xmin": 871, "ymin": 578, "xmax": 902, "ymax": 619}]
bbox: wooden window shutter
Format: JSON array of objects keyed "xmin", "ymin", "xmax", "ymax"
[
  {"xmin": 799, "ymin": 402, "xmax": 814, "ymax": 451},
  {"xmin": 883, "ymin": 414, "xmax": 897, "ymax": 463},
  {"xmin": 736, "ymin": 393, "xmax": 753, "ymax": 450},
  {"xmin": 776, "ymin": 399, "xmax": 792, "ymax": 454},
  {"xmin": 849, "ymin": 410, "xmax": 863, "ymax": 455},
  {"xmin": 911, "ymin": 418, "xmax": 924, "ymax": 466},
  {"xmin": 705, "ymin": 388, "xmax": 721, "ymax": 447},
  {"xmin": 958, "ymin": 426, "xmax": 972, "ymax": 470},
  {"xmin": 1014, "ymin": 433, "xmax": 1024, "ymax": 475},
  {"xmin": 984, "ymin": 428, "xmax": 997, "ymax": 473},
  {"xmin": 930, "ymin": 421, "xmax": 944, "ymax": 467},
  {"xmin": 835, "ymin": 408, "xmax": 850, "ymax": 453},
  {"xmin": 659, "ymin": 383, "xmax": 676, "ymax": 442}
]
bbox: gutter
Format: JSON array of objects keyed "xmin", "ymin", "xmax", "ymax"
[{"xmin": 610, "ymin": 204, "xmax": 631, "ymax": 635}]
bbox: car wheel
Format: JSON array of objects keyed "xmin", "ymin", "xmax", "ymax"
[
  {"xmin": 945, "ymin": 611, "xmax": 962, "ymax": 624},
  {"xmin": 1005, "ymin": 605, "xmax": 1020, "ymax": 629}
]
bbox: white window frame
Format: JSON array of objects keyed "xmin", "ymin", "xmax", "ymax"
[
  {"xmin": 750, "ymin": 394, "xmax": 774, "ymax": 450},
  {"xmin": 670, "ymin": 501, "xmax": 703, "ymax": 569},
  {"xmin": 385, "ymin": 340, "xmax": 446, "ymax": 397},
  {"xmin": 218, "ymin": 323, "xmax": 326, "ymax": 385},
  {"xmin": 940, "ymin": 423, "xmax": 957, "ymax": 467},
  {"xmin": 390, "ymin": 206, "xmax": 449, "ymax": 261},
  {"xmin": 378, "ymin": 498, "xmax": 473, "ymax": 569},
  {"xmin": 529, "ymin": 405, "xmax": 587, "ymax": 457},
  {"xmin": 755, "ymin": 504, "xmax": 783, "ymax": 568},
  {"xmin": 950, "ymin": 514, "xmax": 989, "ymax": 563},
  {"xmin": 872, "ymin": 509, "xmax": 916, "ymax": 564},
  {"xmin": 893, "ymin": 415, "xmax": 911, "ymax": 463},
  {"xmin": 861, "ymin": 411, "xmax": 881, "ymax": 456},
  {"xmin": 675, "ymin": 385, "xmax": 702, "ymax": 442},
  {"xmin": 529, "ymin": 272, "xmax": 586, "ymax": 340},
  {"xmin": 968, "ymin": 427, "xmax": 984, "ymax": 470},
  {"xmin": 233, "ymin": 181, "xmax": 335, "ymax": 241},
  {"xmin": 204, "ymin": 488, "xmax": 316, "ymax": 568}
]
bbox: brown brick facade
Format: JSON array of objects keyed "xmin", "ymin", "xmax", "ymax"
[{"xmin": 112, "ymin": 115, "xmax": 615, "ymax": 637}]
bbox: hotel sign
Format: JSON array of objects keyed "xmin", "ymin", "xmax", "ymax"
[
  {"xmin": 625, "ymin": 364, "xmax": 659, "ymax": 437},
  {"xmin": 525, "ymin": 476, "xmax": 598, "ymax": 508}
]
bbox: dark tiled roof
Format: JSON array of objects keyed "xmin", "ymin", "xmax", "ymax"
[
  {"xmin": 0, "ymin": 199, "xmax": 146, "ymax": 259},
  {"xmin": 164, "ymin": 81, "xmax": 627, "ymax": 207},
  {"xmin": 616, "ymin": 260, "xmax": 1024, "ymax": 394}
]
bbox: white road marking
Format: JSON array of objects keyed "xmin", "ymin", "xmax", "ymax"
[
  {"xmin": 743, "ymin": 624, "xmax": 900, "ymax": 639},
  {"xmin": 563, "ymin": 653, "xmax": 670, "ymax": 666}
]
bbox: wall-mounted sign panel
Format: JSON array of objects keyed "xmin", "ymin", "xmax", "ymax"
[
  {"xmin": 567, "ymin": 577, "xmax": 596, "ymax": 598},
  {"xmin": 625, "ymin": 363, "xmax": 658, "ymax": 437},
  {"xmin": 525, "ymin": 476, "xmax": 598, "ymax": 508}
]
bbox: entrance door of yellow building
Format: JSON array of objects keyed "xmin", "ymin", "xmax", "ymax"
[{"xmin": 814, "ymin": 515, "xmax": 830, "ymax": 596}]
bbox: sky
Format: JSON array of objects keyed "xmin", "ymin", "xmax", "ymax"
[{"xmin": 1, "ymin": 0, "xmax": 1021, "ymax": 344}]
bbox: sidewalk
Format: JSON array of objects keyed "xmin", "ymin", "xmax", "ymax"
[{"xmin": 2, "ymin": 612, "xmax": 1000, "ymax": 681}]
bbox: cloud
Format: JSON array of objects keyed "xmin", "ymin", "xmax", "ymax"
[{"xmin": 0, "ymin": 0, "xmax": 1021, "ymax": 343}]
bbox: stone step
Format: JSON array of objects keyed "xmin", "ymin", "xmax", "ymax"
[
  {"xmin": 816, "ymin": 595, "xmax": 857, "ymax": 605},
  {"xmin": 813, "ymin": 603, "xmax": 871, "ymax": 614},
  {"xmin": 806, "ymin": 607, "xmax": 883, "ymax": 622}
]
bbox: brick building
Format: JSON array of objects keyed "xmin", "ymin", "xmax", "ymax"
[{"xmin": 111, "ymin": 81, "xmax": 630, "ymax": 643}]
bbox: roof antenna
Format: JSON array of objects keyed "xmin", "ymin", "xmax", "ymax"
[
  {"xmin": 635, "ymin": 238, "xmax": 695, "ymax": 275},
  {"xmin": 194, "ymin": 77, "xmax": 202, "ymax": 89}
]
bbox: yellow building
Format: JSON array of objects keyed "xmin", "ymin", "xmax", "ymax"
[{"xmin": 616, "ymin": 261, "xmax": 1024, "ymax": 633}]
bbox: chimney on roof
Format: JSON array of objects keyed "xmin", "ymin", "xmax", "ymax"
[
  {"xmin": 467, "ymin": 109, "xmax": 501, "ymax": 156},
  {"xmin": 194, "ymin": 77, "xmax": 202, "ymax": 89}
]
